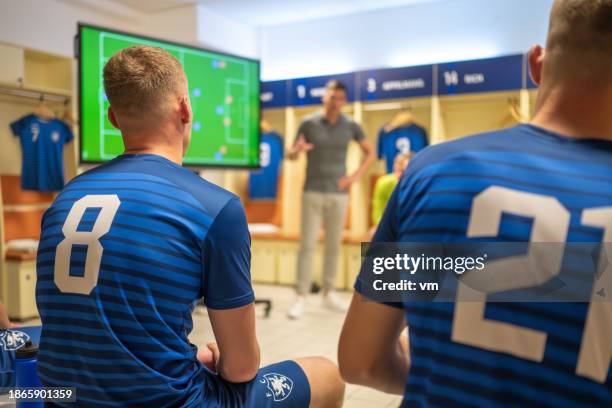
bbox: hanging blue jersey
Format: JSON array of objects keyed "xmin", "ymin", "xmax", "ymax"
[
  {"xmin": 10, "ymin": 114, "xmax": 73, "ymax": 191},
  {"xmin": 35, "ymin": 154, "xmax": 254, "ymax": 407},
  {"xmin": 358, "ymin": 124, "xmax": 612, "ymax": 407},
  {"xmin": 377, "ymin": 123, "xmax": 428, "ymax": 173},
  {"xmin": 249, "ymin": 132, "xmax": 284, "ymax": 200}
]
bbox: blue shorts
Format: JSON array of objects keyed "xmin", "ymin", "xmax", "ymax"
[{"xmin": 202, "ymin": 360, "xmax": 310, "ymax": 408}]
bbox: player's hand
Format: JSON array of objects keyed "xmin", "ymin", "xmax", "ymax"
[
  {"xmin": 207, "ymin": 342, "xmax": 221, "ymax": 371},
  {"xmin": 197, "ymin": 342, "xmax": 220, "ymax": 372},
  {"xmin": 338, "ymin": 175, "xmax": 356, "ymax": 191},
  {"xmin": 197, "ymin": 346, "xmax": 215, "ymax": 371}
]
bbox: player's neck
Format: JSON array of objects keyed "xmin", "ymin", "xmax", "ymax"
[
  {"xmin": 123, "ymin": 143, "xmax": 183, "ymax": 165},
  {"xmin": 531, "ymin": 85, "xmax": 612, "ymax": 141}
]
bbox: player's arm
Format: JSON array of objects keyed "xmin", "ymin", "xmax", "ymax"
[
  {"xmin": 201, "ymin": 197, "xmax": 260, "ymax": 383},
  {"xmin": 208, "ymin": 304, "xmax": 259, "ymax": 383},
  {"xmin": 338, "ymin": 293, "xmax": 408, "ymax": 394},
  {"xmin": 339, "ymin": 185, "xmax": 408, "ymax": 393}
]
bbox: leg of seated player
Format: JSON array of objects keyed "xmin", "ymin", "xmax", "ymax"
[
  {"xmin": 200, "ymin": 355, "xmax": 344, "ymax": 408},
  {"xmin": 294, "ymin": 356, "xmax": 345, "ymax": 408}
]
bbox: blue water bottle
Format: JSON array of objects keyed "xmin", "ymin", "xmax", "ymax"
[{"xmin": 15, "ymin": 340, "xmax": 43, "ymax": 408}]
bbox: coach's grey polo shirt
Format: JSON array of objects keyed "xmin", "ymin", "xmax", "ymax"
[{"xmin": 296, "ymin": 111, "xmax": 365, "ymax": 193}]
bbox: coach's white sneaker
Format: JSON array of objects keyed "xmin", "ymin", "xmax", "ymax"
[
  {"xmin": 322, "ymin": 291, "xmax": 347, "ymax": 313},
  {"xmin": 288, "ymin": 296, "xmax": 306, "ymax": 319}
]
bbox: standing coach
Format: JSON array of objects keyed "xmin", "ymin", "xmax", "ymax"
[{"xmin": 287, "ymin": 80, "xmax": 375, "ymax": 319}]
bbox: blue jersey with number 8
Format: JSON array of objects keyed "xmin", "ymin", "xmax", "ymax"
[{"xmin": 36, "ymin": 154, "xmax": 254, "ymax": 407}]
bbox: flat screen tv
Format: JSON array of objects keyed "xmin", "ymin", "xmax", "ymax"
[{"xmin": 77, "ymin": 24, "xmax": 261, "ymax": 168}]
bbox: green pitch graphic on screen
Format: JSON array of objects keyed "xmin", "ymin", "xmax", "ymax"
[{"xmin": 79, "ymin": 25, "xmax": 260, "ymax": 168}]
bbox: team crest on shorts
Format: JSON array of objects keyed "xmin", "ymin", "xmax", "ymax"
[
  {"xmin": 0, "ymin": 330, "xmax": 30, "ymax": 351},
  {"xmin": 261, "ymin": 373, "xmax": 293, "ymax": 402}
]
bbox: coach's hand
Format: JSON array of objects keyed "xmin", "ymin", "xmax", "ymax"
[
  {"xmin": 338, "ymin": 175, "xmax": 356, "ymax": 191},
  {"xmin": 288, "ymin": 134, "xmax": 314, "ymax": 160},
  {"xmin": 295, "ymin": 135, "xmax": 314, "ymax": 153}
]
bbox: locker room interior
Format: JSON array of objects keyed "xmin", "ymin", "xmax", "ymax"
[{"xmin": 1, "ymin": 1, "xmax": 610, "ymax": 407}]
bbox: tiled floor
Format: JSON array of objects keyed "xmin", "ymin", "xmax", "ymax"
[{"xmin": 1, "ymin": 284, "xmax": 401, "ymax": 407}]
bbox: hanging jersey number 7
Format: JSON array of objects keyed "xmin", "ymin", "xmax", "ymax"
[
  {"xmin": 54, "ymin": 195, "xmax": 121, "ymax": 295},
  {"xmin": 451, "ymin": 186, "xmax": 611, "ymax": 384}
]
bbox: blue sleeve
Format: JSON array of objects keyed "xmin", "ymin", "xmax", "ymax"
[
  {"xmin": 61, "ymin": 121, "xmax": 74, "ymax": 143},
  {"xmin": 202, "ymin": 197, "xmax": 255, "ymax": 309},
  {"xmin": 10, "ymin": 116, "xmax": 28, "ymax": 138},
  {"xmin": 377, "ymin": 129, "xmax": 384, "ymax": 159},
  {"xmin": 354, "ymin": 186, "xmax": 403, "ymax": 309}
]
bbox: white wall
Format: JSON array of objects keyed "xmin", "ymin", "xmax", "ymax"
[
  {"xmin": 197, "ymin": 6, "xmax": 259, "ymax": 59},
  {"xmin": 0, "ymin": 0, "xmax": 555, "ymax": 80},
  {"xmin": 259, "ymin": 0, "xmax": 555, "ymax": 80},
  {"xmin": 0, "ymin": 0, "xmax": 256, "ymax": 59},
  {"xmin": 1, "ymin": 0, "xmax": 151, "ymax": 57}
]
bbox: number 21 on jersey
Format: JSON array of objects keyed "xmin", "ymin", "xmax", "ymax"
[{"xmin": 452, "ymin": 186, "xmax": 611, "ymax": 384}]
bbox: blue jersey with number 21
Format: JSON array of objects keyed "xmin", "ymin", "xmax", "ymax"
[{"xmin": 359, "ymin": 124, "xmax": 611, "ymax": 407}]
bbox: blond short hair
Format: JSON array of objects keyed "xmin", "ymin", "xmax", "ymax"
[
  {"xmin": 545, "ymin": 0, "xmax": 612, "ymax": 79},
  {"xmin": 103, "ymin": 45, "xmax": 186, "ymax": 118}
]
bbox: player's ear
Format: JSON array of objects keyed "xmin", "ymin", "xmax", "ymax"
[
  {"xmin": 528, "ymin": 45, "xmax": 545, "ymax": 86},
  {"xmin": 179, "ymin": 95, "xmax": 192, "ymax": 126},
  {"xmin": 108, "ymin": 106, "xmax": 120, "ymax": 129}
]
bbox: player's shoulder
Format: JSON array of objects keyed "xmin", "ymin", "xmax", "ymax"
[
  {"xmin": 132, "ymin": 158, "xmax": 239, "ymax": 217},
  {"xmin": 177, "ymin": 170, "xmax": 240, "ymax": 216},
  {"xmin": 407, "ymin": 125, "xmax": 529, "ymax": 174},
  {"xmin": 180, "ymin": 168, "xmax": 238, "ymax": 200}
]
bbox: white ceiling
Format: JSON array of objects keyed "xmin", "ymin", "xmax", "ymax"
[{"xmin": 111, "ymin": 0, "xmax": 443, "ymax": 27}]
